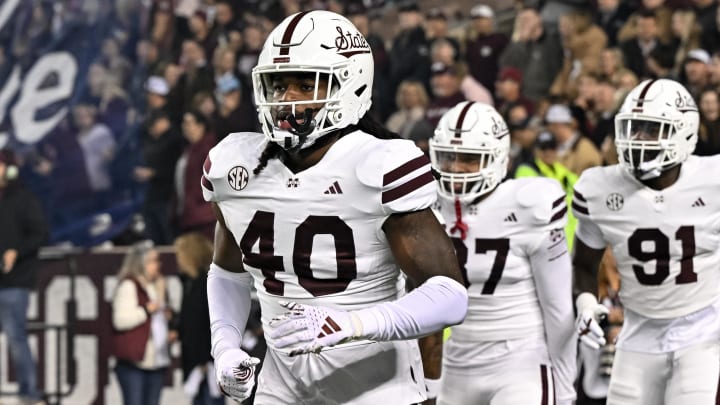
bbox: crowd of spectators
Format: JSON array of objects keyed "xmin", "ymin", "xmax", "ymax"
[{"xmin": 4, "ymin": 0, "xmax": 720, "ymax": 247}]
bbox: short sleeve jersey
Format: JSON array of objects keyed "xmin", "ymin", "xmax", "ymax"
[
  {"xmin": 202, "ymin": 131, "xmax": 437, "ymax": 327},
  {"xmin": 572, "ymin": 156, "xmax": 720, "ymax": 319},
  {"xmin": 435, "ymin": 177, "xmax": 568, "ymax": 343}
]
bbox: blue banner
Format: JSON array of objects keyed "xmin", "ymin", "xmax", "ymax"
[{"xmin": 0, "ymin": 0, "xmax": 145, "ymax": 246}]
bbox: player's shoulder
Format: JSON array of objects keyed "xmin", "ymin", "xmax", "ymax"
[
  {"xmin": 684, "ymin": 154, "xmax": 720, "ymax": 178},
  {"xmin": 574, "ymin": 164, "xmax": 625, "ymax": 198},
  {"xmin": 501, "ymin": 177, "xmax": 567, "ymax": 227},
  {"xmin": 202, "ymin": 132, "xmax": 266, "ymax": 202},
  {"xmin": 353, "ymin": 132, "xmax": 430, "ymax": 187}
]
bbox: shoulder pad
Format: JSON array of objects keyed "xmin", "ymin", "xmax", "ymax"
[{"xmin": 515, "ymin": 177, "xmax": 568, "ymax": 227}]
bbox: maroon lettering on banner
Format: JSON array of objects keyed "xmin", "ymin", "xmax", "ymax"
[{"xmin": 1, "ymin": 249, "xmax": 182, "ymax": 405}]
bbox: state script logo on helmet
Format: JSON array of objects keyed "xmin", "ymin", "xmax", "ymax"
[
  {"xmin": 429, "ymin": 102, "xmax": 510, "ymax": 203},
  {"xmin": 252, "ymin": 10, "xmax": 374, "ymax": 150},
  {"xmin": 615, "ymin": 79, "xmax": 699, "ymax": 180}
]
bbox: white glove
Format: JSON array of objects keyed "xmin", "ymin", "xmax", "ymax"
[
  {"xmin": 575, "ymin": 292, "xmax": 609, "ymax": 350},
  {"xmin": 268, "ymin": 301, "xmax": 362, "ymax": 356},
  {"xmin": 214, "ymin": 348, "xmax": 261, "ymax": 402}
]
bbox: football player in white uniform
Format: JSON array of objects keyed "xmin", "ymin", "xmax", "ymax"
[
  {"xmin": 573, "ymin": 78, "xmax": 720, "ymax": 405},
  {"xmin": 201, "ymin": 10, "xmax": 468, "ymax": 404},
  {"xmin": 430, "ymin": 101, "xmax": 577, "ymax": 405}
]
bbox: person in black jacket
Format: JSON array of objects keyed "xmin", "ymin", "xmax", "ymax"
[
  {"xmin": 0, "ymin": 149, "xmax": 49, "ymax": 405},
  {"xmin": 171, "ymin": 233, "xmax": 225, "ymax": 405}
]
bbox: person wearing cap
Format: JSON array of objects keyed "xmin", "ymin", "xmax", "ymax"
[
  {"xmin": 388, "ymin": 1, "xmax": 432, "ymax": 114},
  {"xmin": 212, "ymin": 73, "xmax": 258, "ymax": 142},
  {"xmin": 499, "ymin": 8, "xmax": 563, "ymax": 102},
  {"xmin": 683, "ymin": 48, "xmax": 711, "ymax": 100},
  {"xmin": 545, "ymin": 103, "xmax": 602, "ymax": 176},
  {"xmin": 430, "ymin": 40, "xmax": 494, "ymax": 106},
  {"xmin": 515, "ymin": 131, "xmax": 579, "ymax": 250},
  {"xmin": 0, "ymin": 149, "xmax": 49, "ymax": 405},
  {"xmin": 465, "ymin": 4, "xmax": 508, "ymax": 96},
  {"xmin": 425, "ymin": 8, "xmax": 461, "ymax": 65},
  {"xmin": 495, "ymin": 66, "xmax": 534, "ymax": 117}
]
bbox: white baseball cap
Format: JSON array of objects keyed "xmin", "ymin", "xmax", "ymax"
[
  {"xmin": 470, "ymin": 4, "xmax": 494, "ymax": 19},
  {"xmin": 686, "ymin": 48, "xmax": 710, "ymax": 65},
  {"xmin": 146, "ymin": 76, "xmax": 169, "ymax": 96},
  {"xmin": 545, "ymin": 104, "xmax": 573, "ymax": 124}
]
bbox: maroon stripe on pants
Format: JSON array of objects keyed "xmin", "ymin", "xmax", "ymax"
[{"xmin": 541, "ymin": 364, "xmax": 549, "ymax": 405}]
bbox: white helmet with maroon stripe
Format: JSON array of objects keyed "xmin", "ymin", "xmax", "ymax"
[
  {"xmin": 252, "ymin": 10, "xmax": 374, "ymax": 150},
  {"xmin": 429, "ymin": 101, "xmax": 510, "ymax": 203},
  {"xmin": 615, "ymin": 79, "xmax": 699, "ymax": 180}
]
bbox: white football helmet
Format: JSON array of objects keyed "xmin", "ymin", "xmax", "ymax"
[
  {"xmin": 429, "ymin": 102, "xmax": 510, "ymax": 203},
  {"xmin": 252, "ymin": 10, "xmax": 374, "ymax": 150},
  {"xmin": 615, "ymin": 79, "xmax": 698, "ymax": 180}
]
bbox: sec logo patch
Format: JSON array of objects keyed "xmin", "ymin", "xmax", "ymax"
[{"xmin": 228, "ymin": 166, "xmax": 249, "ymax": 191}]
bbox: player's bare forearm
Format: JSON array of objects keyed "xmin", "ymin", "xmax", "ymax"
[
  {"xmin": 383, "ymin": 208, "xmax": 463, "ymax": 285},
  {"xmin": 572, "ymin": 239, "xmax": 604, "ymax": 296},
  {"xmin": 419, "ymin": 331, "xmax": 443, "ymax": 379}
]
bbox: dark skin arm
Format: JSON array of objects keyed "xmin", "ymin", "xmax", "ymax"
[
  {"xmin": 211, "ymin": 203, "xmax": 245, "ymax": 273},
  {"xmin": 383, "ymin": 208, "xmax": 464, "ymax": 405},
  {"xmin": 572, "ymin": 237, "xmax": 605, "ymax": 297}
]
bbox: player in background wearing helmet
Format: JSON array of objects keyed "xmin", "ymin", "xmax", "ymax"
[
  {"xmin": 201, "ymin": 10, "xmax": 467, "ymax": 404},
  {"xmin": 573, "ymin": 78, "xmax": 720, "ymax": 404},
  {"xmin": 429, "ymin": 101, "xmax": 577, "ymax": 405}
]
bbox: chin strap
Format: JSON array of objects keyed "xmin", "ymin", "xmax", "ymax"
[
  {"xmin": 449, "ymin": 198, "xmax": 468, "ymax": 240},
  {"xmin": 284, "ymin": 108, "xmax": 316, "ymax": 137}
]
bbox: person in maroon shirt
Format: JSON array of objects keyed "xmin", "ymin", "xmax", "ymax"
[
  {"xmin": 464, "ymin": 4, "xmax": 508, "ymax": 96},
  {"xmin": 425, "ymin": 62, "xmax": 467, "ymax": 128}
]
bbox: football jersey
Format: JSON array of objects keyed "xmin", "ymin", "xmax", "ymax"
[
  {"xmin": 435, "ymin": 177, "xmax": 568, "ymax": 345},
  {"xmin": 573, "ymin": 155, "xmax": 720, "ymax": 319},
  {"xmin": 201, "ymin": 131, "xmax": 437, "ymax": 340}
]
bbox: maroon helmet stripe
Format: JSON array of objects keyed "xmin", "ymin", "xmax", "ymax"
[
  {"xmin": 635, "ymin": 79, "xmax": 657, "ymax": 109},
  {"xmin": 279, "ymin": 11, "xmax": 310, "ymax": 56},
  {"xmin": 383, "ymin": 155, "xmax": 430, "ymax": 185},
  {"xmin": 382, "ymin": 171, "xmax": 434, "ymax": 203},
  {"xmin": 454, "ymin": 102, "xmax": 475, "ymax": 138}
]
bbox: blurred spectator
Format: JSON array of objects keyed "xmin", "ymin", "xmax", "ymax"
[
  {"xmin": 189, "ymin": 10, "xmax": 218, "ymax": 62},
  {"xmin": 191, "ymin": 92, "xmax": 218, "ymax": 121},
  {"xmin": 409, "ymin": 120, "xmax": 435, "ymax": 157},
  {"xmin": 212, "ymin": 74, "xmax": 259, "ymax": 141},
  {"xmin": 710, "ymin": 51, "xmax": 720, "ymax": 87},
  {"xmin": 112, "ymin": 243, "xmax": 171, "ymax": 405},
  {"xmin": 495, "ymin": 66, "xmax": 534, "ymax": 117},
  {"xmin": 149, "ymin": 0, "xmax": 176, "ymax": 59},
  {"xmin": 388, "ymin": 1, "xmax": 432, "ymax": 111},
  {"xmin": 619, "ymin": 10, "xmax": 674, "ymax": 80},
  {"xmin": 465, "ymin": 4, "xmax": 508, "ymax": 96},
  {"xmin": 73, "ymin": 104, "xmax": 116, "ymax": 200},
  {"xmin": 669, "ymin": 9, "xmax": 701, "ymax": 77},
  {"xmin": 86, "ymin": 63, "xmax": 131, "ymax": 139},
  {"xmin": 98, "ymin": 37, "xmax": 133, "ymax": 87},
  {"xmin": 430, "ymin": 40, "xmax": 493, "ymax": 105},
  {"xmin": 593, "ymin": 0, "xmax": 633, "ymax": 47},
  {"xmin": 425, "ymin": 8, "xmax": 460, "ymax": 63},
  {"xmin": 617, "ymin": 0, "xmax": 673, "ymax": 44},
  {"xmin": 697, "ymin": 87, "xmax": 720, "ymax": 155},
  {"xmin": 683, "ymin": 48, "xmax": 711, "ymax": 100},
  {"xmin": 0, "ymin": 149, "xmax": 49, "ymax": 405},
  {"xmin": 695, "ymin": 0, "xmax": 719, "ymax": 49},
  {"xmin": 135, "ymin": 109, "xmax": 184, "ymax": 245},
  {"xmin": 171, "ymin": 233, "xmax": 224, "ymax": 405},
  {"xmin": 589, "ymin": 78, "xmax": 620, "ymax": 150},
  {"xmin": 599, "ymin": 47, "xmax": 626, "ymax": 84},
  {"xmin": 386, "ymin": 80, "xmax": 430, "ymax": 139},
  {"xmin": 515, "ymin": 131, "xmax": 578, "ymax": 249},
  {"xmin": 211, "ymin": 0, "xmax": 241, "ymax": 47},
  {"xmin": 550, "ymin": 10, "xmax": 607, "ymax": 99},
  {"xmin": 175, "ymin": 111, "xmax": 216, "ymax": 239},
  {"xmin": 646, "ymin": 44, "xmax": 677, "ymax": 79},
  {"xmin": 500, "ymin": 7, "xmax": 563, "ymax": 102},
  {"xmin": 506, "ymin": 102, "xmax": 539, "ymax": 173},
  {"xmin": 347, "ymin": 2, "xmax": 391, "ymax": 121},
  {"xmin": 174, "ymin": 39, "xmax": 215, "ymax": 114},
  {"xmin": 425, "ymin": 62, "xmax": 466, "ymax": 128},
  {"xmin": 237, "ymin": 24, "xmax": 265, "ymax": 83},
  {"xmin": 545, "ymin": 103, "xmax": 602, "ymax": 175}
]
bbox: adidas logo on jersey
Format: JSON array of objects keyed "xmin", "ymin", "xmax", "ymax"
[
  {"xmin": 316, "ymin": 316, "xmax": 342, "ymax": 338},
  {"xmin": 691, "ymin": 197, "xmax": 706, "ymax": 207},
  {"xmin": 503, "ymin": 213, "xmax": 518, "ymax": 222},
  {"xmin": 324, "ymin": 181, "xmax": 343, "ymax": 195}
]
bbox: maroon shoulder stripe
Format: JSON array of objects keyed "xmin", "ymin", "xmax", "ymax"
[
  {"xmin": 454, "ymin": 102, "xmax": 475, "ymax": 139},
  {"xmin": 203, "ymin": 155, "xmax": 212, "ymax": 174},
  {"xmin": 573, "ymin": 190, "xmax": 586, "ymax": 202},
  {"xmin": 550, "ymin": 205, "xmax": 567, "ymax": 223},
  {"xmin": 572, "ymin": 201, "xmax": 589, "ymax": 215},
  {"xmin": 279, "ymin": 11, "xmax": 310, "ymax": 56},
  {"xmin": 383, "ymin": 155, "xmax": 430, "ymax": 186},
  {"xmin": 552, "ymin": 195, "xmax": 564, "ymax": 208},
  {"xmin": 381, "ymin": 171, "xmax": 434, "ymax": 203},
  {"xmin": 540, "ymin": 364, "xmax": 549, "ymax": 405},
  {"xmin": 201, "ymin": 175, "xmax": 214, "ymax": 191}
]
